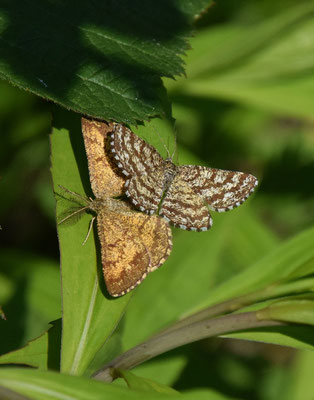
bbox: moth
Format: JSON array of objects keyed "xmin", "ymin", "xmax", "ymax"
[
  {"xmin": 58, "ymin": 119, "xmax": 172, "ymax": 297},
  {"xmin": 111, "ymin": 125, "xmax": 258, "ymax": 231}
]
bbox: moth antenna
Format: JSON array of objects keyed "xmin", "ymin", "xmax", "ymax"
[
  {"xmin": 58, "ymin": 185, "xmax": 89, "ymax": 204},
  {"xmin": 171, "ymin": 125, "xmax": 178, "ymax": 162},
  {"xmin": 58, "ymin": 206, "xmax": 89, "ymax": 225},
  {"xmin": 82, "ymin": 216, "xmax": 96, "ymax": 245},
  {"xmin": 152, "ymin": 127, "xmax": 171, "ymax": 158}
]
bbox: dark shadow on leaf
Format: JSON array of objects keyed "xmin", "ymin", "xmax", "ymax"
[
  {"xmin": 47, "ymin": 318, "xmax": 62, "ymax": 370},
  {"xmin": 0, "ymin": 279, "xmax": 27, "ymax": 355},
  {"xmin": 0, "ymin": 0, "xmax": 205, "ymax": 123},
  {"xmin": 260, "ymin": 143, "xmax": 314, "ymax": 197}
]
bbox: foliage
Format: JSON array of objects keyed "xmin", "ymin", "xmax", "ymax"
[
  {"xmin": 1, "ymin": 1, "xmax": 314, "ymax": 399},
  {"xmin": 0, "ymin": 0, "xmax": 209, "ymax": 124}
]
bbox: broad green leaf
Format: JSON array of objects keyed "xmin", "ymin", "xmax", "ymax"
[
  {"xmin": 0, "ymin": 319, "xmax": 61, "ymax": 371},
  {"xmin": 0, "ymin": 1, "xmax": 210, "ymax": 124},
  {"xmin": 0, "ymin": 368, "xmax": 237, "ymax": 400},
  {"xmin": 114, "ymin": 369, "xmax": 179, "ymax": 394},
  {"xmin": 168, "ymin": 2, "xmax": 314, "ymax": 120},
  {"xmin": 50, "ymin": 110, "xmax": 130, "ymax": 375}
]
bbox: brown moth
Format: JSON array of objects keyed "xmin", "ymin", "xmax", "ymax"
[{"xmin": 59, "ymin": 118, "xmax": 172, "ymax": 297}]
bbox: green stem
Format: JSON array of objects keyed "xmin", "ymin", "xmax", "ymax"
[
  {"xmin": 0, "ymin": 386, "xmax": 29, "ymax": 400},
  {"xmin": 158, "ymin": 277, "xmax": 314, "ymax": 335},
  {"xmin": 93, "ymin": 311, "xmax": 283, "ymax": 381}
]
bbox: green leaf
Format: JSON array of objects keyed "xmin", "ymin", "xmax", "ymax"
[
  {"xmin": 257, "ymin": 297, "xmax": 314, "ymax": 326},
  {"xmin": 224, "ymin": 325, "xmax": 314, "ymax": 352},
  {"xmin": 290, "ymin": 350, "xmax": 314, "ymax": 400},
  {"xmin": 0, "ymin": 319, "xmax": 61, "ymax": 371},
  {"xmin": 0, "ymin": 250, "xmax": 60, "ymax": 321},
  {"xmin": 180, "ymin": 3, "xmax": 314, "ymax": 79},
  {"xmin": 0, "ymin": 331, "xmax": 48, "ymax": 369},
  {"xmin": 0, "ymin": 250, "xmax": 60, "ymax": 355},
  {"xmin": 216, "ymin": 295, "xmax": 314, "ymax": 351},
  {"xmin": 114, "ymin": 369, "xmax": 179, "ymax": 394},
  {"xmin": 214, "ymin": 206, "xmax": 279, "ymax": 275},
  {"xmin": 50, "ymin": 109, "xmax": 130, "ymax": 375},
  {"xmin": 0, "ymin": 368, "xmax": 236, "ymax": 400},
  {"xmin": 193, "ymin": 224, "xmax": 314, "ymax": 311},
  {"xmin": 0, "ymin": 1, "xmax": 210, "ymax": 124},
  {"xmin": 169, "ymin": 2, "xmax": 314, "ymax": 120}
]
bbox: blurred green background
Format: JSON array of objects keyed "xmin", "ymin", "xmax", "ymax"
[{"xmin": 1, "ymin": 1, "xmax": 314, "ymax": 399}]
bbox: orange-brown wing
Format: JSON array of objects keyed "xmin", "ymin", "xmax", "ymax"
[
  {"xmin": 96, "ymin": 199, "xmax": 172, "ymax": 297},
  {"xmin": 129, "ymin": 213, "xmax": 172, "ymax": 272},
  {"xmin": 81, "ymin": 118, "xmax": 124, "ymax": 198},
  {"xmin": 96, "ymin": 206, "xmax": 150, "ymax": 297}
]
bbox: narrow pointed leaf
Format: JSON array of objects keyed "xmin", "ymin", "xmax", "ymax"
[
  {"xmin": 50, "ymin": 110, "xmax": 130, "ymax": 375},
  {"xmin": 0, "ymin": 320, "xmax": 61, "ymax": 370},
  {"xmin": 0, "ymin": 368, "xmax": 235, "ymax": 400},
  {"xmin": 114, "ymin": 369, "xmax": 179, "ymax": 394}
]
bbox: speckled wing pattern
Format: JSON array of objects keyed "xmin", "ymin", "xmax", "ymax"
[
  {"xmin": 111, "ymin": 123, "xmax": 164, "ymax": 176},
  {"xmin": 110, "ymin": 124, "xmax": 258, "ymax": 232},
  {"xmin": 178, "ymin": 165, "xmax": 258, "ymax": 213},
  {"xmin": 125, "ymin": 171, "xmax": 165, "ymax": 214},
  {"xmin": 159, "ymin": 174, "xmax": 212, "ymax": 231},
  {"xmin": 81, "ymin": 118, "xmax": 172, "ymax": 297}
]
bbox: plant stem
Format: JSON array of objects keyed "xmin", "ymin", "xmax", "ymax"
[
  {"xmin": 159, "ymin": 278, "xmax": 314, "ymax": 335},
  {"xmin": 0, "ymin": 387, "xmax": 29, "ymax": 400},
  {"xmin": 93, "ymin": 311, "xmax": 283, "ymax": 381}
]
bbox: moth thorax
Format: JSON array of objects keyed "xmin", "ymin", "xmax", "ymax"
[
  {"xmin": 163, "ymin": 159, "xmax": 177, "ymax": 191},
  {"xmin": 88, "ymin": 197, "xmax": 110, "ymax": 213}
]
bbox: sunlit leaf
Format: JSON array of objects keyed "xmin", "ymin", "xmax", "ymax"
[
  {"xmin": 0, "ymin": 367, "xmax": 236, "ymax": 400},
  {"xmin": 50, "ymin": 110, "xmax": 130, "ymax": 376}
]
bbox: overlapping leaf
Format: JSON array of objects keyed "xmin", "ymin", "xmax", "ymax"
[{"xmin": 0, "ymin": 0, "xmax": 211, "ymax": 124}]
